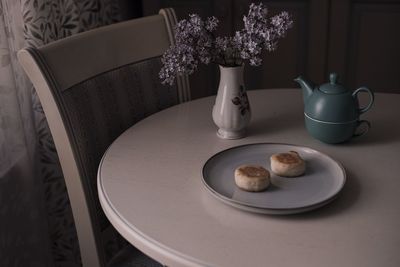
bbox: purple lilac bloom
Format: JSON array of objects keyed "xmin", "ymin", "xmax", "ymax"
[
  {"xmin": 206, "ymin": 16, "xmax": 219, "ymax": 31},
  {"xmin": 160, "ymin": 2, "xmax": 293, "ymax": 85},
  {"xmin": 160, "ymin": 14, "xmax": 219, "ymax": 85}
]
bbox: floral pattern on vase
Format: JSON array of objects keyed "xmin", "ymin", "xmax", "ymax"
[{"xmin": 231, "ymin": 85, "xmax": 250, "ymax": 116}]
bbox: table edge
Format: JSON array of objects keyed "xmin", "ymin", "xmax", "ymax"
[{"xmin": 97, "ymin": 150, "xmax": 213, "ymax": 267}]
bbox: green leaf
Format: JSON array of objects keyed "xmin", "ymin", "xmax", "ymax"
[
  {"xmin": 24, "ymin": 15, "xmax": 33, "ymax": 23},
  {"xmin": 66, "ymin": 3, "xmax": 73, "ymax": 13},
  {"xmin": 62, "ymin": 23, "xmax": 76, "ymax": 30},
  {"xmin": 30, "ymin": 29, "xmax": 43, "ymax": 41}
]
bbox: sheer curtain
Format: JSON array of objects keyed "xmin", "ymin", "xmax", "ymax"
[{"xmin": 0, "ymin": 0, "xmax": 123, "ymax": 266}]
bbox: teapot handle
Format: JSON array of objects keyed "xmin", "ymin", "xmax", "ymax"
[
  {"xmin": 353, "ymin": 120, "xmax": 371, "ymax": 138},
  {"xmin": 352, "ymin": 87, "xmax": 374, "ymax": 114}
]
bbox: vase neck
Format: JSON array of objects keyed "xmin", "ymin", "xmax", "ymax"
[
  {"xmin": 219, "ymin": 64, "xmax": 244, "ymax": 71},
  {"xmin": 218, "ymin": 65, "xmax": 244, "ymax": 84}
]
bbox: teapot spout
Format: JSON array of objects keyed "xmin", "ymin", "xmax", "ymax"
[{"xmin": 294, "ymin": 76, "xmax": 315, "ymax": 104}]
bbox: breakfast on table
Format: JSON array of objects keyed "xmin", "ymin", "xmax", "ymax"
[{"xmin": 234, "ymin": 151, "xmax": 306, "ymax": 192}]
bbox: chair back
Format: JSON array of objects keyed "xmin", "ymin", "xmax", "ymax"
[{"xmin": 18, "ymin": 8, "xmax": 189, "ymax": 267}]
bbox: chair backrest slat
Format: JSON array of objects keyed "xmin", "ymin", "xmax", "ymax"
[{"xmin": 38, "ymin": 15, "xmax": 171, "ymax": 91}]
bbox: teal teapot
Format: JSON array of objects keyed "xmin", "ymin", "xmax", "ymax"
[{"xmin": 294, "ymin": 73, "xmax": 374, "ymax": 144}]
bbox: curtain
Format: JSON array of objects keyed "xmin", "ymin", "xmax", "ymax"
[{"xmin": 0, "ymin": 0, "xmax": 123, "ymax": 266}]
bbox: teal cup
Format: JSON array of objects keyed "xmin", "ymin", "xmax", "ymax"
[{"xmin": 305, "ymin": 116, "xmax": 371, "ymax": 144}]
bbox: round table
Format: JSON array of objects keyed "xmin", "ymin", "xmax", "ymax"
[{"xmin": 98, "ymin": 89, "xmax": 400, "ymax": 267}]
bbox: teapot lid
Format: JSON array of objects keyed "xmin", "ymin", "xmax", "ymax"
[{"xmin": 319, "ymin": 73, "xmax": 347, "ymax": 94}]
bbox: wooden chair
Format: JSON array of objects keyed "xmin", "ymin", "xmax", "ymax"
[{"xmin": 18, "ymin": 8, "xmax": 189, "ymax": 267}]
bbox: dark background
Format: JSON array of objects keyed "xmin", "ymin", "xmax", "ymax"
[{"xmin": 124, "ymin": 0, "xmax": 400, "ymax": 99}]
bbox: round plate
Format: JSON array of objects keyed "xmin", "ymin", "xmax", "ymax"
[{"xmin": 202, "ymin": 143, "xmax": 346, "ymax": 214}]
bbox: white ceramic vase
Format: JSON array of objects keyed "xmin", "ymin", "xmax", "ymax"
[{"xmin": 212, "ymin": 65, "xmax": 251, "ymax": 139}]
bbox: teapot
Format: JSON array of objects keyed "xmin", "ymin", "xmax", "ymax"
[{"xmin": 294, "ymin": 73, "xmax": 374, "ymax": 143}]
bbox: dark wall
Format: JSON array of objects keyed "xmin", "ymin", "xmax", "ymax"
[
  {"xmin": 141, "ymin": 0, "xmax": 400, "ymax": 98},
  {"xmin": 118, "ymin": 0, "xmax": 143, "ymax": 19}
]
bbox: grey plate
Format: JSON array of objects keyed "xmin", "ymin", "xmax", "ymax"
[{"xmin": 202, "ymin": 143, "xmax": 346, "ymax": 215}]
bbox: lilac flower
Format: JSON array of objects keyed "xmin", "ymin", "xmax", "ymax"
[
  {"xmin": 206, "ymin": 16, "xmax": 219, "ymax": 31},
  {"xmin": 159, "ymin": 2, "xmax": 293, "ymax": 85},
  {"xmin": 160, "ymin": 44, "xmax": 198, "ymax": 85},
  {"xmin": 160, "ymin": 13, "xmax": 219, "ymax": 85}
]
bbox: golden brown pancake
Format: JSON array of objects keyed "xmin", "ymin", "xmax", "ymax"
[
  {"xmin": 234, "ymin": 164, "xmax": 270, "ymax": 192},
  {"xmin": 270, "ymin": 151, "xmax": 305, "ymax": 177}
]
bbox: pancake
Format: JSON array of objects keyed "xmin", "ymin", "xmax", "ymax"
[
  {"xmin": 270, "ymin": 151, "xmax": 305, "ymax": 177},
  {"xmin": 234, "ymin": 164, "xmax": 270, "ymax": 192}
]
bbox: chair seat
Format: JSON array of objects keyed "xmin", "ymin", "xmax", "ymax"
[{"xmin": 108, "ymin": 245, "xmax": 163, "ymax": 267}]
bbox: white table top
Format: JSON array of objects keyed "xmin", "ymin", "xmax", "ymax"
[{"xmin": 98, "ymin": 89, "xmax": 400, "ymax": 267}]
